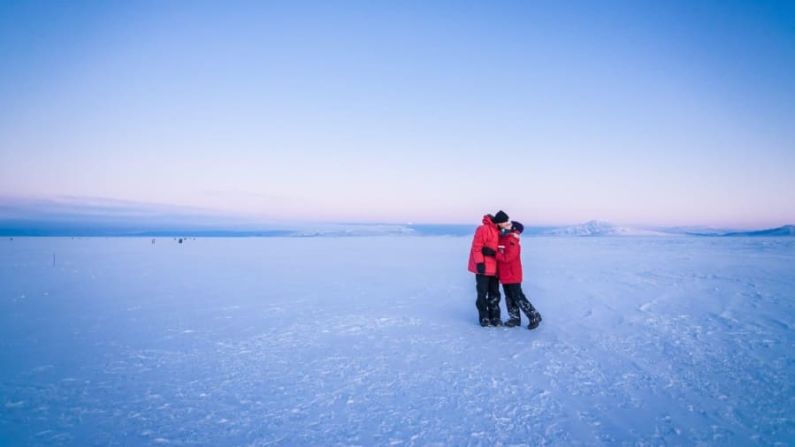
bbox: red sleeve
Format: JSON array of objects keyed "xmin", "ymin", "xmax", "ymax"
[
  {"xmin": 496, "ymin": 238, "xmax": 520, "ymax": 263},
  {"xmin": 470, "ymin": 226, "xmax": 485, "ymax": 264}
]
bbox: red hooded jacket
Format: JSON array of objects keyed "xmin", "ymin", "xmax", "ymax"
[
  {"xmin": 468, "ymin": 215, "xmax": 500, "ymax": 276},
  {"xmin": 496, "ymin": 231, "xmax": 522, "ymax": 284}
]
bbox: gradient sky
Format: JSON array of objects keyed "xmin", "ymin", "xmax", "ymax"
[{"xmin": 1, "ymin": 0, "xmax": 793, "ymax": 228}]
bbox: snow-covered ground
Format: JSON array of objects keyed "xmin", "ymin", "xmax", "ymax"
[{"xmin": 1, "ymin": 236, "xmax": 793, "ymax": 446}]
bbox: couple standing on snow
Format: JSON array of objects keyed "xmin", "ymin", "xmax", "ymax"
[{"xmin": 468, "ymin": 210, "xmax": 542, "ymax": 329}]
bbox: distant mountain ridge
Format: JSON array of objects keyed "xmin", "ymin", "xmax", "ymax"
[
  {"xmin": 722, "ymin": 225, "xmax": 795, "ymax": 237},
  {"xmin": 543, "ymin": 220, "xmax": 672, "ymax": 237},
  {"xmin": 1, "ymin": 197, "xmax": 793, "ymax": 237},
  {"xmin": 541, "ymin": 221, "xmax": 795, "ymax": 237},
  {"xmin": 3, "ymin": 220, "xmax": 794, "ymax": 238}
]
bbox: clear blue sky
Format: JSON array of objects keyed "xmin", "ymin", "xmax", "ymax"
[{"xmin": 1, "ymin": 0, "xmax": 793, "ymax": 228}]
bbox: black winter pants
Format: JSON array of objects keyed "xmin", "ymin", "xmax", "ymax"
[
  {"xmin": 503, "ymin": 283, "xmax": 537, "ymax": 323},
  {"xmin": 475, "ymin": 274, "xmax": 501, "ymax": 323}
]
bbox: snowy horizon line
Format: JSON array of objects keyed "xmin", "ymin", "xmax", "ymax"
[{"xmin": 0, "ymin": 194, "xmax": 793, "ymax": 235}]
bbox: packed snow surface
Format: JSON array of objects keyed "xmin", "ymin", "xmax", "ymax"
[{"xmin": 1, "ymin": 236, "xmax": 794, "ymax": 445}]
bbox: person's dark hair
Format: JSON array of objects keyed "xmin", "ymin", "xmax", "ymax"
[{"xmin": 511, "ymin": 221, "xmax": 524, "ymax": 234}]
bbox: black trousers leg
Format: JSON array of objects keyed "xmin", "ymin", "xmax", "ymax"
[
  {"xmin": 475, "ymin": 274, "xmax": 490, "ymax": 323},
  {"xmin": 486, "ymin": 276, "xmax": 501, "ymax": 323},
  {"xmin": 503, "ymin": 284, "xmax": 520, "ymax": 321},
  {"xmin": 505, "ymin": 283, "xmax": 537, "ymax": 319}
]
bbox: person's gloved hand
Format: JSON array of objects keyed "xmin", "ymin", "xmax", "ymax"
[
  {"xmin": 476, "ymin": 263, "xmax": 485, "ymax": 274},
  {"xmin": 481, "ymin": 247, "xmax": 497, "ymax": 257}
]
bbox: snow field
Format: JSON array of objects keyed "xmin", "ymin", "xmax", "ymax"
[{"xmin": 1, "ymin": 236, "xmax": 793, "ymax": 445}]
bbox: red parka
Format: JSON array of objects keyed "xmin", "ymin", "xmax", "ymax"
[
  {"xmin": 496, "ymin": 231, "xmax": 523, "ymax": 284},
  {"xmin": 468, "ymin": 215, "xmax": 500, "ymax": 276}
]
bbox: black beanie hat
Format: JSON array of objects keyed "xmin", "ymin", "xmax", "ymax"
[
  {"xmin": 492, "ymin": 210, "xmax": 509, "ymax": 224},
  {"xmin": 511, "ymin": 221, "xmax": 524, "ymax": 234}
]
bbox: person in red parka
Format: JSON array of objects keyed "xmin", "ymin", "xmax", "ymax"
[
  {"xmin": 496, "ymin": 221, "xmax": 542, "ymax": 329},
  {"xmin": 468, "ymin": 210, "xmax": 512, "ymax": 326}
]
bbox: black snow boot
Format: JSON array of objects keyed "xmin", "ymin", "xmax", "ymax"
[
  {"xmin": 504, "ymin": 318, "xmax": 521, "ymax": 327},
  {"xmin": 490, "ymin": 319, "xmax": 503, "ymax": 327},
  {"xmin": 480, "ymin": 318, "xmax": 490, "ymax": 327},
  {"xmin": 527, "ymin": 311, "xmax": 543, "ymax": 330}
]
